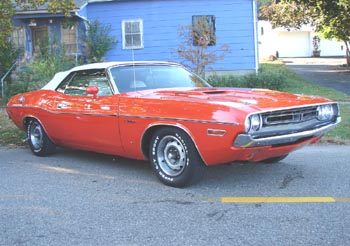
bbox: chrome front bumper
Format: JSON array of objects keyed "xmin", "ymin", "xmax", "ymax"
[{"xmin": 234, "ymin": 117, "xmax": 341, "ymax": 148}]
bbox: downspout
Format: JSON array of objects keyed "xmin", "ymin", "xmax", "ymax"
[{"xmin": 252, "ymin": 0, "xmax": 259, "ymax": 75}]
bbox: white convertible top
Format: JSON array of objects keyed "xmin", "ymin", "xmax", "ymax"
[{"xmin": 41, "ymin": 61, "xmax": 179, "ymax": 90}]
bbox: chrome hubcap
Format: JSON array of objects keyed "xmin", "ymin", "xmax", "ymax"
[
  {"xmin": 157, "ymin": 136, "xmax": 186, "ymax": 176},
  {"xmin": 30, "ymin": 122, "xmax": 43, "ymax": 150}
]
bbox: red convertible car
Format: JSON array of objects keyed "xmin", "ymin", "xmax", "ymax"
[{"xmin": 6, "ymin": 61, "xmax": 341, "ymax": 187}]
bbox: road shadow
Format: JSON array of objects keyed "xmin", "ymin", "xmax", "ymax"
[{"xmin": 23, "ymin": 147, "xmax": 309, "ymax": 192}]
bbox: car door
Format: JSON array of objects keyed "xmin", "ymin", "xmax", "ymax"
[{"xmin": 50, "ymin": 69, "xmax": 122, "ymax": 155}]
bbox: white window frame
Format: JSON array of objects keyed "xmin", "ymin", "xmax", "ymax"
[
  {"xmin": 11, "ymin": 27, "xmax": 25, "ymax": 49},
  {"xmin": 61, "ymin": 24, "xmax": 78, "ymax": 54},
  {"xmin": 122, "ymin": 19, "xmax": 143, "ymax": 49}
]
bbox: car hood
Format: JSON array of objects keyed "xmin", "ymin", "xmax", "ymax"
[{"xmin": 135, "ymin": 87, "xmax": 332, "ymax": 112}]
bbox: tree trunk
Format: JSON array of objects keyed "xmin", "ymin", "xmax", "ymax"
[
  {"xmin": 344, "ymin": 40, "xmax": 350, "ymax": 66},
  {"xmin": 198, "ymin": 45, "xmax": 206, "ymax": 79}
]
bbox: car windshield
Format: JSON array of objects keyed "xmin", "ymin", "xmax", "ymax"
[{"xmin": 109, "ymin": 64, "xmax": 210, "ymax": 93}]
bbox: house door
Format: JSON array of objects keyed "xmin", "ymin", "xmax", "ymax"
[{"xmin": 31, "ymin": 26, "xmax": 48, "ymax": 56}]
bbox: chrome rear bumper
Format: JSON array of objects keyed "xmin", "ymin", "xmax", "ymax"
[{"xmin": 234, "ymin": 117, "xmax": 341, "ymax": 148}]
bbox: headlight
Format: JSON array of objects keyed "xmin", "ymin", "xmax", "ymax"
[
  {"xmin": 251, "ymin": 114, "xmax": 262, "ymax": 131},
  {"xmin": 245, "ymin": 114, "xmax": 262, "ymax": 133},
  {"xmin": 317, "ymin": 104, "xmax": 334, "ymax": 121}
]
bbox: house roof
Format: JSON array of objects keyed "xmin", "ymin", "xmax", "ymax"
[{"xmin": 13, "ymin": 0, "xmax": 88, "ymax": 14}]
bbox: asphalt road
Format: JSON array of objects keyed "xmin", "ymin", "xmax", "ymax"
[
  {"xmin": 1, "ymin": 145, "xmax": 350, "ymax": 246},
  {"xmin": 281, "ymin": 57, "xmax": 350, "ymax": 95}
]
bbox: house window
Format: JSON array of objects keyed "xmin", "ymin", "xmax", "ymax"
[
  {"xmin": 11, "ymin": 27, "xmax": 25, "ymax": 49},
  {"xmin": 61, "ymin": 24, "xmax": 77, "ymax": 54},
  {"xmin": 192, "ymin": 15, "xmax": 216, "ymax": 46},
  {"xmin": 122, "ymin": 19, "xmax": 143, "ymax": 49}
]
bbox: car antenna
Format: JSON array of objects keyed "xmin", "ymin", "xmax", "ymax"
[{"xmin": 131, "ymin": 39, "xmax": 137, "ymax": 94}]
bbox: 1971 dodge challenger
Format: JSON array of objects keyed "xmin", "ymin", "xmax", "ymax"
[{"xmin": 6, "ymin": 61, "xmax": 341, "ymax": 187}]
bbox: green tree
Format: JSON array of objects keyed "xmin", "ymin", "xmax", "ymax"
[
  {"xmin": 0, "ymin": 0, "xmax": 16, "ymax": 76},
  {"xmin": 174, "ymin": 17, "xmax": 230, "ymax": 79},
  {"xmin": 290, "ymin": 0, "xmax": 350, "ymax": 65},
  {"xmin": 259, "ymin": 1, "xmax": 315, "ymax": 30},
  {"xmin": 0, "ymin": 0, "xmax": 15, "ymax": 51},
  {"xmin": 259, "ymin": 0, "xmax": 350, "ymax": 65},
  {"xmin": 83, "ymin": 20, "xmax": 117, "ymax": 63},
  {"xmin": 15, "ymin": 0, "xmax": 75, "ymax": 17},
  {"xmin": 1, "ymin": 0, "xmax": 75, "ymax": 75},
  {"xmin": 311, "ymin": 0, "xmax": 350, "ymax": 65},
  {"xmin": 258, "ymin": 0, "xmax": 275, "ymax": 7}
]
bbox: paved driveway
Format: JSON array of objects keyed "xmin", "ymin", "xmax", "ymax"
[{"xmin": 281, "ymin": 57, "xmax": 350, "ymax": 95}]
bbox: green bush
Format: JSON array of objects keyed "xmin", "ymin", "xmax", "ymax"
[
  {"xmin": 207, "ymin": 64, "xmax": 288, "ymax": 91},
  {"xmin": 5, "ymin": 42, "xmax": 75, "ymax": 100},
  {"xmin": 3, "ymin": 21, "xmax": 117, "ymax": 101},
  {"xmin": 207, "ymin": 74, "xmax": 238, "ymax": 87},
  {"xmin": 83, "ymin": 20, "xmax": 117, "ymax": 63}
]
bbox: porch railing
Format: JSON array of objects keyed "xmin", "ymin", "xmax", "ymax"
[{"xmin": 1, "ymin": 62, "xmax": 17, "ymax": 99}]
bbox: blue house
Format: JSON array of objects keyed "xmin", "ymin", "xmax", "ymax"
[
  {"xmin": 11, "ymin": 0, "xmax": 87, "ymax": 63},
  {"xmin": 11, "ymin": 0, "xmax": 258, "ymax": 74}
]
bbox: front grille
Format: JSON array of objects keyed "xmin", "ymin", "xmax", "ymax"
[
  {"xmin": 262, "ymin": 106, "xmax": 318, "ymax": 126},
  {"xmin": 251, "ymin": 104, "xmax": 338, "ymax": 139}
]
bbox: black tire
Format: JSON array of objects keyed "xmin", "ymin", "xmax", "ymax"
[
  {"xmin": 27, "ymin": 119, "xmax": 56, "ymax": 156},
  {"xmin": 260, "ymin": 154, "xmax": 289, "ymax": 164},
  {"xmin": 149, "ymin": 127, "xmax": 205, "ymax": 188}
]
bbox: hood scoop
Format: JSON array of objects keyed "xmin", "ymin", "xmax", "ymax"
[
  {"xmin": 169, "ymin": 90, "xmax": 230, "ymax": 99},
  {"xmin": 154, "ymin": 88, "xmax": 252, "ymax": 100},
  {"xmin": 171, "ymin": 89, "xmax": 228, "ymax": 96},
  {"xmin": 202, "ymin": 90, "xmax": 227, "ymax": 95}
]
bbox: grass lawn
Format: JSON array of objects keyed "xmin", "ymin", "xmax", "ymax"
[
  {"xmin": 322, "ymin": 103, "xmax": 350, "ymax": 144},
  {"xmin": 0, "ymin": 109, "xmax": 26, "ymax": 146},
  {"xmin": 1, "ymin": 61, "xmax": 349, "ymax": 145},
  {"xmin": 263, "ymin": 62, "xmax": 349, "ymax": 102}
]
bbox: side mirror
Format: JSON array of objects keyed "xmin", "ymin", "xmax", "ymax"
[{"xmin": 86, "ymin": 86, "xmax": 99, "ymax": 99}]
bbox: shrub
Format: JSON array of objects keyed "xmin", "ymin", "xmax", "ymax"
[
  {"xmin": 207, "ymin": 74, "xmax": 244, "ymax": 88},
  {"xmin": 5, "ymin": 41, "xmax": 75, "ymax": 100},
  {"xmin": 207, "ymin": 64, "xmax": 288, "ymax": 91},
  {"xmin": 173, "ymin": 18, "xmax": 230, "ymax": 79},
  {"xmin": 83, "ymin": 20, "xmax": 117, "ymax": 63}
]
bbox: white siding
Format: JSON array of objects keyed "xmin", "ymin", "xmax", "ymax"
[
  {"xmin": 320, "ymin": 39, "xmax": 345, "ymax": 57},
  {"xmin": 277, "ymin": 32, "xmax": 310, "ymax": 57},
  {"xmin": 258, "ymin": 21, "xmax": 346, "ymax": 58}
]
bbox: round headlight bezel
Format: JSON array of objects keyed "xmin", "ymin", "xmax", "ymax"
[
  {"xmin": 245, "ymin": 116, "xmax": 251, "ymax": 133},
  {"xmin": 245, "ymin": 114, "xmax": 262, "ymax": 133}
]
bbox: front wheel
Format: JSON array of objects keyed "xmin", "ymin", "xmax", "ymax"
[
  {"xmin": 149, "ymin": 127, "xmax": 205, "ymax": 187},
  {"xmin": 27, "ymin": 119, "xmax": 56, "ymax": 156}
]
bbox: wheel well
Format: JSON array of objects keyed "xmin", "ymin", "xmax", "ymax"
[
  {"xmin": 23, "ymin": 117, "xmax": 35, "ymax": 129},
  {"xmin": 141, "ymin": 125, "xmax": 197, "ymax": 160}
]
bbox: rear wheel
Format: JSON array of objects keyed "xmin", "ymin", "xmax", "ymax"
[
  {"xmin": 149, "ymin": 127, "xmax": 205, "ymax": 187},
  {"xmin": 27, "ymin": 119, "xmax": 56, "ymax": 156}
]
